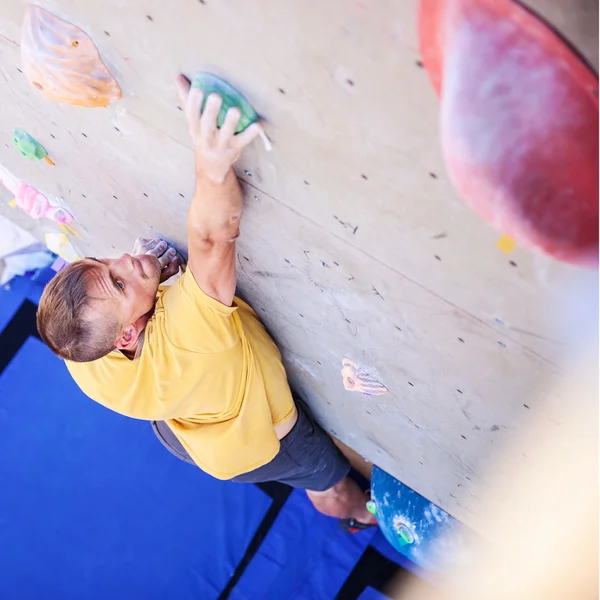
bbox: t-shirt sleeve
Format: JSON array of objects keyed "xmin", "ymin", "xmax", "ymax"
[{"xmin": 160, "ymin": 269, "xmax": 241, "ymax": 354}]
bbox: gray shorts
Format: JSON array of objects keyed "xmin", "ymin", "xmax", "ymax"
[{"xmin": 151, "ymin": 398, "xmax": 350, "ymax": 492}]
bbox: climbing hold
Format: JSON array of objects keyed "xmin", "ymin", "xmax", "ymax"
[
  {"xmin": 497, "ymin": 233, "xmax": 516, "ymax": 254},
  {"xmin": 12, "ymin": 129, "xmax": 54, "ymax": 165},
  {"xmin": 366, "ymin": 500, "xmax": 377, "ymax": 516},
  {"xmin": 44, "ymin": 233, "xmax": 81, "ymax": 263},
  {"xmin": 341, "ymin": 357, "xmax": 388, "ymax": 396},
  {"xmin": 192, "ymin": 72, "xmax": 271, "ymax": 151},
  {"xmin": 21, "ymin": 6, "xmax": 121, "ymax": 108},
  {"xmin": 394, "ymin": 521, "xmax": 415, "ymax": 546},
  {"xmin": 0, "ymin": 164, "xmax": 75, "ymax": 231},
  {"xmin": 419, "ymin": 0, "xmax": 598, "ymax": 268}
]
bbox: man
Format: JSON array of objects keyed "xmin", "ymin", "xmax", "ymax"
[{"xmin": 37, "ymin": 74, "xmax": 376, "ymax": 530}]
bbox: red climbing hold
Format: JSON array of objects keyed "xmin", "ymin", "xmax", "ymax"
[{"xmin": 419, "ymin": 0, "xmax": 599, "ymax": 268}]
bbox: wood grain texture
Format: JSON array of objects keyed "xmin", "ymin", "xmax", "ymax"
[{"xmin": 0, "ymin": 0, "xmax": 596, "ymax": 530}]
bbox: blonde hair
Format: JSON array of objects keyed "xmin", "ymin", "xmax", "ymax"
[{"xmin": 37, "ymin": 260, "xmax": 120, "ymax": 362}]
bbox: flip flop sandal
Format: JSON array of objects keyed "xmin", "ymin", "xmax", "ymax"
[{"xmin": 338, "ymin": 517, "xmax": 378, "ymax": 534}]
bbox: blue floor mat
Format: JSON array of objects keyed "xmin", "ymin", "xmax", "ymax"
[{"xmin": 0, "ymin": 275, "xmax": 419, "ymax": 599}]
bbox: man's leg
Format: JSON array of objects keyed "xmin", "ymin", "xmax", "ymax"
[{"xmin": 306, "ymin": 477, "xmax": 376, "ymax": 524}]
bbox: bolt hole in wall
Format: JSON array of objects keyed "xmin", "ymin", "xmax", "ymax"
[
  {"xmin": 278, "ymin": 88, "xmax": 285, "ymax": 94},
  {"xmin": 429, "ymin": 172, "xmax": 437, "ymax": 179},
  {"xmin": 361, "ymin": 174, "xmax": 368, "ymax": 180}
]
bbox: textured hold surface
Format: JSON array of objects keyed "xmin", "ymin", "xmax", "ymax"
[
  {"xmin": 341, "ymin": 357, "xmax": 388, "ymax": 396},
  {"xmin": 0, "ymin": 0, "xmax": 596, "ymax": 531},
  {"xmin": 12, "ymin": 128, "xmax": 48, "ymax": 160},
  {"xmin": 419, "ymin": 0, "xmax": 599, "ymax": 267},
  {"xmin": 192, "ymin": 72, "xmax": 260, "ymax": 133},
  {"xmin": 20, "ymin": 5, "xmax": 120, "ymax": 107},
  {"xmin": 0, "ymin": 165, "xmax": 73, "ymax": 225}
]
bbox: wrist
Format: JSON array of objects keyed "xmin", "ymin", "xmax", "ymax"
[{"xmin": 195, "ymin": 156, "xmax": 231, "ymax": 185}]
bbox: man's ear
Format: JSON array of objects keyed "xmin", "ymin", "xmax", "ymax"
[{"xmin": 115, "ymin": 324, "xmax": 140, "ymax": 351}]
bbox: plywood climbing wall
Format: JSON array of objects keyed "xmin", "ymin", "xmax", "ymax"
[{"xmin": 0, "ymin": 0, "xmax": 597, "ymax": 532}]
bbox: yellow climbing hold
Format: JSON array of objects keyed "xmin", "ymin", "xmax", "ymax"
[{"xmin": 497, "ymin": 233, "xmax": 516, "ymax": 254}]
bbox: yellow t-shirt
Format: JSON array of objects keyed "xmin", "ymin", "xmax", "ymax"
[{"xmin": 66, "ymin": 270, "xmax": 296, "ymax": 479}]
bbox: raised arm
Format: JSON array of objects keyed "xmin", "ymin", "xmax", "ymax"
[{"xmin": 176, "ymin": 74, "xmax": 262, "ymax": 306}]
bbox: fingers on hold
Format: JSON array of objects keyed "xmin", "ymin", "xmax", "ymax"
[
  {"xmin": 201, "ymin": 93, "xmax": 223, "ymax": 131},
  {"xmin": 186, "ymin": 86, "xmax": 204, "ymax": 123},
  {"xmin": 176, "ymin": 74, "xmax": 191, "ymax": 105},
  {"xmin": 234, "ymin": 122, "xmax": 263, "ymax": 148},
  {"xmin": 220, "ymin": 107, "xmax": 241, "ymax": 138}
]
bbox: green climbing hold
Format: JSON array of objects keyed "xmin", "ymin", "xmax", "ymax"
[
  {"xmin": 12, "ymin": 128, "xmax": 48, "ymax": 161},
  {"xmin": 366, "ymin": 500, "xmax": 377, "ymax": 516},
  {"xmin": 395, "ymin": 522, "xmax": 415, "ymax": 546},
  {"xmin": 191, "ymin": 73, "xmax": 259, "ymax": 134}
]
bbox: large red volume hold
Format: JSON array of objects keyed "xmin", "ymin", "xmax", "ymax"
[{"xmin": 419, "ymin": 0, "xmax": 599, "ymax": 268}]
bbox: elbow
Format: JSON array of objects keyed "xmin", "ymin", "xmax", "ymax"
[{"xmin": 189, "ymin": 220, "xmax": 240, "ymax": 246}]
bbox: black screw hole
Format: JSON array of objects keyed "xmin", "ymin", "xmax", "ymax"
[
  {"xmin": 113, "ymin": 195, "xmax": 118, "ymax": 199},
  {"xmin": 179, "ymin": 193, "xmax": 184, "ymax": 198},
  {"xmin": 114, "ymin": 127, "xmax": 120, "ymax": 132},
  {"xmin": 317, "ymin": 361, "xmax": 322, "ymax": 365},
  {"xmin": 104, "ymin": 31, "xmax": 110, "ymax": 36},
  {"xmin": 344, "ymin": 318, "xmax": 351, "ymax": 323},
  {"xmin": 146, "ymin": 14, "xmax": 153, "ymax": 21},
  {"xmin": 81, "ymin": 194, "xmax": 86, "ymax": 198},
  {"xmin": 509, "ymin": 260, "xmax": 518, "ymax": 267},
  {"xmin": 16, "ymin": 68, "xmax": 22, "ymax": 73},
  {"xmin": 299, "ymin": 314, "xmax": 304, "ymax": 318},
  {"xmin": 408, "ymin": 381, "xmax": 414, "ymax": 387},
  {"xmin": 199, "ymin": 0, "xmax": 206, "ymax": 3},
  {"xmin": 429, "ymin": 172, "xmax": 437, "ymax": 179},
  {"xmin": 457, "ymin": 389, "xmax": 463, "ymax": 394},
  {"xmin": 50, "ymin": 134, "xmax": 55, "ymax": 139},
  {"xmin": 523, "ymin": 404, "xmax": 530, "ymax": 409},
  {"xmin": 434, "ymin": 255, "xmax": 442, "ymax": 261},
  {"xmin": 416, "ymin": 60, "xmax": 424, "ymax": 68},
  {"xmin": 458, "ymin": 337, "xmax": 465, "ymax": 343},
  {"xmin": 143, "ymin": 193, "xmax": 148, "ymax": 198},
  {"xmin": 461, "ymin": 435, "xmax": 467, "ymax": 440},
  {"xmin": 304, "ymin": 180, "xmax": 310, "ymax": 185},
  {"xmin": 361, "ymin": 174, "xmax": 368, "ymax": 180},
  {"xmin": 278, "ymin": 88, "xmax": 285, "ymax": 94},
  {"xmin": 177, "ymin": 106, "xmax": 183, "ymax": 111},
  {"xmin": 81, "ymin": 132, "xmax": 87, "ymax": 137},
  {"xmin": 346, "ymin": 78, "xmax": 354, "ymax": 86}
]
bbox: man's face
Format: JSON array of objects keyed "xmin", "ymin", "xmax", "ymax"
[{"xmin": 83, "ymin": 253, "xmax": 162, "ymax": 330}]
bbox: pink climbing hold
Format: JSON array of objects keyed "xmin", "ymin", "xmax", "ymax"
[{"xmin": 15, "ymin": 181, "xmax": 74, "ymax": 224}]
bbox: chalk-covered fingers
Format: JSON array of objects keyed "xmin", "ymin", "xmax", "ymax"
[
  {"xmin": 218, "ymin": 106, "xmax": 241, "ymax": 143},
  {"xmin": 232, "ymin": 122, "xmax": 263, "ymax": 150}
]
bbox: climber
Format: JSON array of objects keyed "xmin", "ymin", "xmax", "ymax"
[{"xmin": 36, "ymin": 73, "xmax": 376, "ymax": 532}]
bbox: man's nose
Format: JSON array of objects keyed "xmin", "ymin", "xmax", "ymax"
[{"xmin": 114, "ymin": 253, "xmax": 134, "ymax": 269}]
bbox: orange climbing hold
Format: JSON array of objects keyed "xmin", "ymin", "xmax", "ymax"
[{"xmin": 21, "ymin": 6, "xmax": 121, "ymax": 108}]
